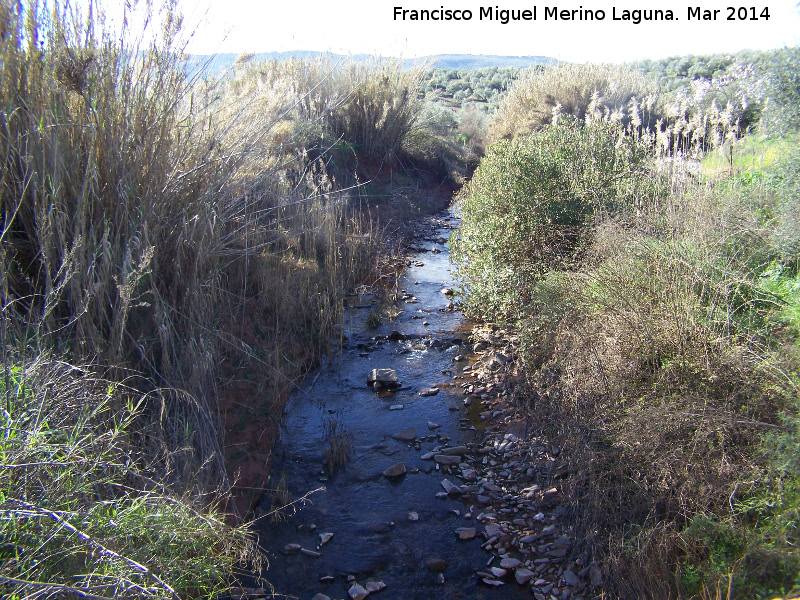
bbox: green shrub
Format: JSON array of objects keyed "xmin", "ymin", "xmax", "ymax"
[{"xmin": 451, "ymin": 118, "xmax": 658, "ymax": 321}]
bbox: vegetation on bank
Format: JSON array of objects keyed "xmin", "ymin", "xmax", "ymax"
[
  {"xmin": 453, "ymin": 59, "xmax": 800, "ymax": 598},
  {"xmin": 0, "ymin": 1, "xmax": 463, "ymax": 597}
]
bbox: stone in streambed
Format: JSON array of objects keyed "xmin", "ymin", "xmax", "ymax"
[
  {"xmin": 348, "ymin": 583, "xmax": 369, "ymax": 600},
  {"xmin": 392, "ymin": 428, "xmax": 417, "ymax": 442},
  {"xmin": 456, "ymin": 527, "xmax": 477, "ymax": 541},
  {"xmin": 426, "ymin": 558, "xmax": 448, "ymax": 572},
  {"xmin": 434, "ymin": 454, "xmax": 461, "ymax": 465},
  {"xmin": 383, "ymin": 463, "xmax": 407, "ymax": 478},
  {"xmin": 515, "ymin": 568, "xmax": 535, "ymax": 585},
  {"xmin": 367, "ymin": 369, "xmax": 399, "ymax": 390},
  {"xmin": 312, "ymin": 594, "xmax": 331, "ymax": 600},
  {"xmin": 420, "ymin": 388, "xmax": 439, "ymax": 397},
  {"xmin": 365, "ymin": 580, "xmax": 386, "ymax": 593}
]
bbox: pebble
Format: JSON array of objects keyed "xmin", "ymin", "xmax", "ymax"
[
  {"xmin": 426, "ymin": 558, "xmax": 448, "ymax": 572},
  {"xmin": 300, "ymin": 548, "xmax": 321, "ymax": 558},
  {"xmin": 427, "ymin": 421, "xmax": 441, "ymax": 430},
  {"xmin": 407, "ymin": 511, "xmax": 419, "ymax": 521},
  {"xmin": 311, "ymin": 594, "xmax": 331, "ymax": 600},
  {"xmin": 389, "ymin": 404, "xmax": 404, "ymax": 410},
  {"xmin": 365, "ymin": 580, "xmax": 387, "ymax": 593},
  {"xmin": 434, "ymin": 454, "xmax": 461, "ymax": 465},
  {"xmin": 319, "ymin": 532, "xmax": 334, "ymax": 545},
  {"xmin": 281, "ymin": 543, "xmax": 301, "ymax": 554}
]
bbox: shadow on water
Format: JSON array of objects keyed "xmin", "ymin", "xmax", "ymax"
[{"xmin": 251, "ymin": 210, "xmax": 531, "ymax": 600}]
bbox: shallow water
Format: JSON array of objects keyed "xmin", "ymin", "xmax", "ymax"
[{"xmin": 252, "ymin": 211, "xmax": 531, "ymax": 600}]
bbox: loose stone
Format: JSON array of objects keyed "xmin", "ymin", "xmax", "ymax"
[
  {"xmin": 319, "ymin": 532, "xmax": 334, "ymax": 545},
  {"xmin": 392, "ymin": 428, "xmax": 417, "ymax": 442},
  {"xmin": 407, "ymin": 511, "xmax": 419, "ymax": 521},
  {"xmin": 365, "ymin": 580, "xmax": 387, "ymax": 593},
  {"xmin": 348, "ymin": 583, "xmax": 369, "ymax": 600},
  {"xmin": 311, "ymin": 594, "xmax": 331, "ymax": 600},
  {"xmin": 515, "ymin": 568, "xmax": 535, "ymax": 585},
  {"xmin": 434, "ymin": 454, "xmax": 461, "ymax": 466},
  {"xmin": 300, "ymin": 548, "xmax": 321, "ymax": 558},
  {"xmin": 426, "ymin": 558, "xmax": 448, "ymax": 572},
  {"xmin": 382, "ymin": 462, "xmax": 407, "ymax": 478},
  {"xmin": 456, "ymin": 527, "xmax": 477, "ymax": 540}
]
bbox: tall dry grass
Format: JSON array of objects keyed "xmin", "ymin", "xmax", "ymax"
[
  {"xmin": 0, "ymin": 0, "xmax": 411, "ymax": 596},
  {"xmin": 489, "ymin": 63, "xmax": 660, "ymax": 141}
]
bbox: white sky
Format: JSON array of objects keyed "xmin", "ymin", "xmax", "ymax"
[{"xmin": 103, "ymin": 0, "xmax": 800, "ymax": 63}]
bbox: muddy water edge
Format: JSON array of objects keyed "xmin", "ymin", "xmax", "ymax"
[{"xmin": 245, "ymin": 210, "xmax": 594, "ymax": 600}]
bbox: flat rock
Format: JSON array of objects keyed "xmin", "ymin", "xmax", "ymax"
[
  {"xmin": 489, "ymin": 567, "xmax": 507, "ymax": 578},
  {"xmin": 420, "ymin": 388, "xmax": 439, "ymax": 397},
  {"xmin": 456, "ymin": 527, "xmax": 477, "ymax": 541},
  {"xmin": 515, "ymin": 568, "xmax": 535, "ymax": 585},
  {"xmin": 426, "ymin": 558, "xmax": 448, "ymax": 572},
  {"xmin": 500, "ymin": 557, "xmax": 521, "ymax": 569},
  {"xmin": 420, "ymin": 452, "xmax": 436, "ymax": 460},
  {"xmin": 440, "ymin": 446, "xmax": 469, "ymax": 456},
  {"xmin": 348, "ymin": 583, "xmax": 369, "ymax": 600},
  {"xmin": 392, "ymin": 428, "xmax": 417, "ymax": 442},
  {"xmin": 319, "ymin": 532, "xmax": 334, "ymax": 545},
  {"xmin": 473, "ymin": 341, "xmax": 489, "ymax": 352},
  {"xmin": 389, "ymin": 404, "xmax": 404, "ymax": 411},
  {"xmin": 434, "ymin": 454, "xmax": 461, "ymax": 465},
  {"xmin": 427, "ymin": 421, "xmax": 441, "ymax": 430},
  {"xmin": 440, "ymin": 479, "xmax": 461, "ymax": 495},
  {"xmin": 383, "ymin": 462, "xmax": 407, "ymax": 478},
  {"xmin": 300, "ymin": 548, "xmax": 321, "ymax": 558},
  {"xmin": 281, "ymin": 543, "xmax": 301, "ymax": 554}
]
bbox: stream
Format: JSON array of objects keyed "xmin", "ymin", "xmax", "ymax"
[{"xmin": 250, "ymin": 210, "xmax": 573, "ymax": 600}]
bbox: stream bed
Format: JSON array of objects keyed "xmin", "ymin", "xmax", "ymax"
[{"xmin": 250, "ymin": 211, "xmax": 587, "ymax": 600}]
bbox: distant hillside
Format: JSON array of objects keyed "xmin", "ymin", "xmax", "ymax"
[
  {"xmin": 423, "ymin": 54, "xmax": 557, "ymax": 69},
  {"xmin": 187, "ymin": 52, "xmax": 557, "ymax": 77}
]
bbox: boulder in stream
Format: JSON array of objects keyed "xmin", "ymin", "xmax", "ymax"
[{"xmin": 367, "ymin": 368, "xmax": 400, "ymax": 390}]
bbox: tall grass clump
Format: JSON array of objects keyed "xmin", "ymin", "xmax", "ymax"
[
  {"xmin": 1, "ymin": 0, "xmax": 397, "ymax": 595},
  {"xmin": 455, "ymin": 61, "xmax": 800, "ymax": 595},
  {"xmin": 0, "ymin": 354, "xmax": 259, "ymax": 599},
  {"xmin": 489, "ymin": 63, "xmax": 660, "ymax": 141}
]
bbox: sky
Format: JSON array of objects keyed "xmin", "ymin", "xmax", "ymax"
[{"xmin": 106, "ymin": 0, "xmax": 800, "ymax": 63}]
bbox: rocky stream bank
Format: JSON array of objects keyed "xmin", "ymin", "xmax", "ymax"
[{"xmin": 233, "ymin": 211, "xmax": 604, "ymax": 600}]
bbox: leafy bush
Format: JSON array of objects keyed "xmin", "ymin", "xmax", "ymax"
[{"xmin": 451, "ymin": 118, "xmax": 658, "ymax": 321}]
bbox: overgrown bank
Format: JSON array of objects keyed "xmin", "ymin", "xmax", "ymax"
[
  {"xmin": 452, "ymin": 58, "xmax": 800, "ymax": 598},
  {"xmin": 0, "ymin": 2, "xmax": 469, "ymax": 598}
]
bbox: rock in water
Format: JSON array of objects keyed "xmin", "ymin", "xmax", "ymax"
[
  {"xmin": 365, "ymin": 580, "xmax": 386, "ymax": 593},
  {"xmin": 367, "ymin": 368, "xmax": 399, "ymax": 390},
  {"xmin": 392, "ymin": 428, "xmax": 417, "ymax": 442},
  {"xmin": 456, "ymin": 527, "xmax": 477, "ymax": 540},
  {"xmin": 348, "ymin": 583, "xmax": 369, "ymax": 600},
  {"xmin": 426, "ymin": 558, "xmax": 448, "ymax": 572},
  {"xmin": 382, "ymin": 462, "xmax": 407, "ymax": 478}
]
